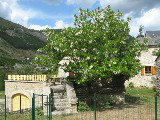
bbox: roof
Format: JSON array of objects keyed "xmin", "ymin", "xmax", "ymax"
[{"xmin": 144, "ymin": 31, "xmax": 160, "ymax": 46}]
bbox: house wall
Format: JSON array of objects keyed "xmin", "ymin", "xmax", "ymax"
[
  {"xmin": 156, "ymin": 57, "xmax": 160, "ymax": 94},
  {"xmin": 125, "ymin": 47, "xmax": 157, "ymax": 87}
]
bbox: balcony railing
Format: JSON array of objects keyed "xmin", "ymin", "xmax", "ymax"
[{"xmin": 7, "ymin": 75, "xmax": 47, "ymax": 82}]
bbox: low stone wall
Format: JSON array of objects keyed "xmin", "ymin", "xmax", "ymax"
[
  {"xmin": 125, "ymin": 74, "xmax": 156, "ymax": 88},
  {"xmin": 5, "ymin": 80, "xmax": 46, "ymax": 111},
  {"xmin": 65, "ymin": 81, "xmax": 78, "ymax": 113},
  {"xmin": 5, "ymin": 78, "xmax": 78, "ymax": 115}
]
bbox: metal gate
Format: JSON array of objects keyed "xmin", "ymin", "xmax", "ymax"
[{"xmin": 32, "ymin": 93, "xmax": 52, "ymax": 120}]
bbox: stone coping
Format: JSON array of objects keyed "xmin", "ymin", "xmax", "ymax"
[{"xmin": 4, "ymin": 80, "xmax": 45, "ymax": 83}]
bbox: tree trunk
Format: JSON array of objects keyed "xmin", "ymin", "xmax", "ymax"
[{"xmin": 111, "ymin": 74, "xmax": 127, "ymax": 93}]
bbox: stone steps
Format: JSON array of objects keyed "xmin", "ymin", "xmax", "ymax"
[
  {"xmin": 46, "ymin": 82, "xmax": 77, "ymax": 115},
  {"xmin": 52, "ymin": 109, "xmax": 71, "ymax": 115},
  {"xmin": 50, "ymin": 84, "xmax": 70, "ymax": 113},
  {"xmin": 54, "ymin": 102, "xmax": 70, "ymax": 107},
  {"xmin": 53, "ymin": 96, "xmax": 67, "ymax": 99},
  {"xmin": 53, "ymin": 106, "xmax": 70, "ymax": 111},
  {"xmin": 53, "ymin": 98, "xmax": 68, "ymax": 103}
]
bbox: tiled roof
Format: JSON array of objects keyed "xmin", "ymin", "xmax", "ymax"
[{"xmin": 145, "ymin": 31, "xmax": 160, "ymax": 46}]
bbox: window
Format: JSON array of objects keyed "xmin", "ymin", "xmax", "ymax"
[
  {"xmin": 145, "ymin": 66, "xmax": 151, "ymax": 74},
  {"xmin": 141, "ymin": 66, "xmax": 156, "ymax": 76}
]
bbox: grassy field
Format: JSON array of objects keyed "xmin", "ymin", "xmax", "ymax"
[
  {"xmin": 126, "ymin": 87, "xmax": 156, "ymax": 96},
  {"xmin": 0, "ymin": 88, "xmax": 159, "ymax": 120}
]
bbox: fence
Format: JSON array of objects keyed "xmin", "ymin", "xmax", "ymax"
[
  {"xmin": 0, "ymin": 94, "xmax": 52, "ymax": 120},
  {"xmin": 32, "ymin": 93, "xmax": 52, "ymax": 120},
  {"xmin": 7, "ymin": 75, "xmax": 47, "ymax": 82},
  {"xmin": 0, "ymin": 94, "xmax": 159, "ymax": 120},
  {"xmin": 53, "ymin": 94, "xmax": 159, "ymax": 120}
]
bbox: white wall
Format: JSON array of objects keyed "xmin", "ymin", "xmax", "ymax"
[
  {"xmin": 125, "ymin": 47, "xmax": 157, "ymax": 87},
  {"xmin": 58, "ymin": 57, "xmax": 69, "ymax": 78}
]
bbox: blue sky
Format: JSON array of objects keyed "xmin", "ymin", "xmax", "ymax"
[{"xmin": 0, "ymin": 0, "xmax": 160, "ymax": 36}]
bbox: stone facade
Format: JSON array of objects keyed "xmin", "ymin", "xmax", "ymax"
[
  {"xmin": 5, "ymin": 80, "xmax": 46, "ymax": 111},
  {"xmin": 125, "ymin": 47, "xmax": 157, "ymax": 87},
  {"xmin": 125, "ymin": 31, "xmax": 160, "ymax": 88},
  {"xmin": 48, "ymin": 81, "xmax": 78, "ymax": 115},
  {"xmin": 5, "ymin": 78, "xmax": 78, "ymax": 115},
  {"xmin": 155, "ymin": 56, "xmax": 160, "ymax": 94}
]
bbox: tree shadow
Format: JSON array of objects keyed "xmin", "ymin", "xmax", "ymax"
[{"xmin": 96, "ymin": 95, "xmax": 153, "ymax": 111}]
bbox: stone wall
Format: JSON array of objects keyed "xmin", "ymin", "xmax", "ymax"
[
  {"xmin": 155, "ymin": 56, "xmax": 160, "ymax": 94},
  {"xmin": 5, "ymin": 80, "xmax": 46, "ymax": 111},
  {"xmin": 5, "ymin": 79, "xmax": 78, "ymax": 114},
  {"xmin": 125, "ymin": 48, "xmax": 157, "ymax": 88}
]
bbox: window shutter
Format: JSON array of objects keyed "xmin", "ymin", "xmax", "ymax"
[
  {"xmin": 141, "ymin": 68, "xmax": 145, "ymax": 75},
  {"xmin": 152, "ymin": 66, "xmax": 156, "ymax": 75}
]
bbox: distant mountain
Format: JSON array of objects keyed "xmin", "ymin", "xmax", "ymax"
[{"xmin": 0, "ymin": 17, "xmax": 47, "ymax": 65}]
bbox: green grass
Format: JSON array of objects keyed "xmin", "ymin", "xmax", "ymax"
[
  {"xmin": 0, "ymin": 109, "xmax": 47, "ymax": 120},
  {"xmin": 0, "ymin": 90, "xmax": 5, "ymax": 99},
  {"xmin": 126, "ymin": 87, "xmax": 156, "ymax": 96},
  {"xmin": 125, "ymin": 87, "xmax": 158, "ymax": 105}
]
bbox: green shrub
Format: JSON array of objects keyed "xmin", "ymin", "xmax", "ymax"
[
  {"xmin": 128, "ymin": 82, "xmax": 134, "ymax": 88},
  {"xmin": 0, "ymin": 70, "xmax": 6, "ymax": 90},
  {"xmin": 36, "ymin": 108, "xmax": 44, "ymax": 116},
  {"xmin": 101, "ymin": 99, "xmax": 113, "ymax": 109},
  {"xmin": 78, "ymin": 101, "xmax": 91, "ymax": 112}
]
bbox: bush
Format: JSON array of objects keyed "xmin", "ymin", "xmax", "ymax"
[
  {"xmin": 78, "ymin": 101, "xmax": 91, "ymax": 112},
  {"xmin": 0, "ymin": 70, "xmax": 6, "ymax": 90},
  {"xmin": 128, "ymin": 82, "xmax": 134, "ymax": 88},
  {"xmin": 101, "ymin": 99, "xmax": 113, "ymax": 109},
  {"xmin": 36, "ymin": 108, "xmax": 44, "ymax": 116}
]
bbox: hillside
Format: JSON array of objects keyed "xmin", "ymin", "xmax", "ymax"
[{"xmin": 0, "ymin": 17, "xmax": 47, "ymax": 63}]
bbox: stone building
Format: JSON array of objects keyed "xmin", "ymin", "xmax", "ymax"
[
  {"xmin": 125, "ymin": 31, "xmax": 160, "ymax": 87},
  {"xmin": 5, "ymin": 74, "xmax": 78, "ymax": 115},
  {"xmin": 155, "ymin": 56, "xmax": 160, "ymax": 94}
]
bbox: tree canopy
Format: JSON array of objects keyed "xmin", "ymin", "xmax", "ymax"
[{"xmin": 35, "ymin": 6, "xmax": 146, "ymax": 85}]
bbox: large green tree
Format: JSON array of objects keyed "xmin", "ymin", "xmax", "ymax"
[{"xmin": 36, "ymin": 6, "xmax": 146, "ymax": 91}]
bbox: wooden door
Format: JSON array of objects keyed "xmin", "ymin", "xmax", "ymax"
[{"xmin": 12, "ymin": 94, "xmax": 30, "ymax": 111}]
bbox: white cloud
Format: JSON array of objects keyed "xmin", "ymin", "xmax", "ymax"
[
  {"xmin": 28, "ymin": 20, "xmax": 70, "ymax": 30},
  {"xmin": 0, "ymin": 1, "xmax": 12, "ymax": 19},
  {"xmin": 137, "ymin": 8, "xmax": 160, "ymax": 29},
  {"xmin": 29, "ymin": 24, "xmax": 52, "ymax": 30},
  {"xmin": 129, "ymin": 8, "xmax": 160, "ymax": 37},
  {"xmin": 98, "ymin": 0, "xmax": 160, "ymax": 36},
  {"xmin": 99, "ymin": 0, "xmax": 160, "ymax": 15},
  {"xmin": 66, "ymin": 0, "xmax": 97, "ymax": 7},
  {"xmin": 0, "ymin": 0, "xmax": 40, "ymax": 27},
  {"xmin": 54, "ymin": 20, "xmax": 70, "ymax": 29}
]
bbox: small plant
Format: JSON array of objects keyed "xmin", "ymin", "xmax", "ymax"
[
  {"xmin": 101, "ymin": 99, "xmax": 113, "ymax": 109},
  {"xmin": 128, "ymin": 82, "xmax": 134, "ymax": 88},
  {"xmin": 78, "ymin": 101, "xmax": 91, "ymax": 112},
  {"xmin": 36, "ymin": 108, "xmax": 44, "ymax": 116}
]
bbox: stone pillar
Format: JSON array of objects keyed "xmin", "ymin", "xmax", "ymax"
[{"xmin": 65, "ymin": 81, "xmax": 78, "ymax": 113}]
